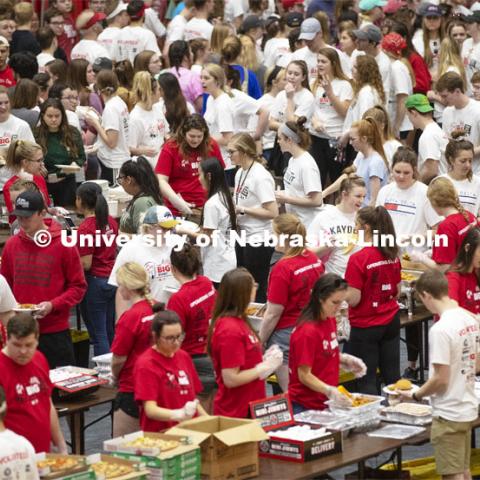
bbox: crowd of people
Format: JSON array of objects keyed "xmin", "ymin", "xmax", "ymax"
[{"xmin": 0, "ymin": 0, "xmax": 479, "ymax": 478}]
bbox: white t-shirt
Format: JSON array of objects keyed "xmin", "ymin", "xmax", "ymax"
[
  {"xmin": 283, "ymin": 151, "xmax": 322, "ymax": 228},
  {"xmin": 418, "ymin": 121, "xmax": 448, "ymax": 175},
  {"xmin": 166, "ymin": 15, "xmax": 187, "ymax": 43},
  {"xmin": 184, "ymin": 18, "xmax": 213, "ymax": 42},
  {"xmin": 66, "ymin": 109, "xmax": 81, "ymax": 132},
  {"xmin": 462, "ymin": 37, "xmax": 480, "ymax": 85},
  {"xmin": 202, "ymin": 192, "xmax": 236, "ymax": 283},
  {"xmin": 204, "ymin": 92, "xmax": 235, "ymax": 169},
  {"xmin": 388, "ymin": 59, "xmax": 413, "ymax": 133},
  {"xmin": 412, "ymin": 30, "xmax": 440, "ymax": 72},
  {"xmin": 270, "ymin": 88, "xmax": 315, "ymax": 128},
  {"xmin": 353, "ymin": 151, "xmax": 389, "ymax": 205},
  {"xmin": 429, "ymin": 307, "xmax": 479, "ymax": 422},
  {"xmin": 351, "ymin": 49, "xmax": 391, "ymax": 96},
  {"xmin": 129, "ymin": 103, "xmax": 169, "ymax": 168},
  {"xmin": 293, "ymin": 46, "xmax": 351, "ymax": 81},
  {"xmin": 231, "ymin": 88, "xmax": 259, "ymax": 133},
  {"xmin": 144, "ymin": 7, "xmax": 166, "ymax": 38},
  {"xmin": 113, "ymin": 25, "xmax": 160, "ymax": 63},
  {"xmin": 96, "ymin": 95, "xmax": 130, "ymax": 169},
  {"xmin": 71, "ymin": 39, "xmax": 111, "ymax": 64},
  {"xmin": 108, "ymin": 234, "xmax": 181, "ymax": 303},
  {"xmin": 234, "ymin": 161, "xmax": 276, "ymax": 243},
  {"xmin": 256, "ymin": 93, "xmax": 276, "ymax": 150},
  {"xmin": 36, "ymin": 52, "xmax": 55, "ymax": 70},
  {"xmin": 442, "ymin": 100, "xmax": 480, "ymax": 174},
  {"xmin": 310, "ymin": 78, "xmax": 353, "ymax": 139},
  {"xmin": 0, "ymin": 429, "xmax": 38, "ymax": 480},
  {"xmin": 264, "ymin": 37, "xmax": 290, "ymax": 69},
  {"xmin": 307, "ymin": 204, "xmax": 357, "ymax": 277},
  {"xmin": 383, "ymin": 139, "xmax": 402, "ymax": 167},
  {"xmin": 343, "ymin": 85, "xmax": 383, "ymax": 133},
  {"xmin": 98, "ymin": 26, "xmax": 121, "ymax": 59},
  {"xmin": 376, "ymin": 181, "xmax": 442, "ymax": 239},
  {"xmin": 224, "ymin": 0, "xmax": 244, "ymax": 22},
  {"xmin": 0, "ymin": 273, "xmax": 16, "ymax": 312},
  {"xmin": 439, "ymin": 173, "xmax": 480, "ymax": 216}
]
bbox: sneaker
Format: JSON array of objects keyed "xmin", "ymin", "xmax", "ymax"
[{"xmin": 403, "ymin": 367, "xmax": 419, "ymax": 381}]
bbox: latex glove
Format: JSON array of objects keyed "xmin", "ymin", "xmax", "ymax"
[
  {"xmin": 171, "ymin": 399, "xmax": 198, "ymax": 422},
  {"xmin": 53, "ymin": 206, "xmax": 70, "ymax": 217},
  {"xmin": 409, "ymin": 250, "xmax": 430, "ymax": 264},
  {"xmin": 256, "ymin": 351, "xmax": 283, "ymax": 380},
  {"xmin": 341, "ymin": 354, "xmax": 367, "ymax": 378},
  {"xmin": 326, "ymin": 386, "xmax": 352, "ymax": 407},
  {"xmin": 263, "ymin": 344, "xmax": 282, "ymax": 361}
]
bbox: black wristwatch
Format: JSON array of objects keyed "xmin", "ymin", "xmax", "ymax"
[{"xmin": 412, "ymin": 392, "xmax": 420, "ymax": 402}]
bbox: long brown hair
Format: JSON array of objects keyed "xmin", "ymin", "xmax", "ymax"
[
  {"xmin": 422, "ymin": 15, "xmax": 445, "ymax": 69},
  {"xmin": 351, "ymin": 117, "xmax": 389, "ymax": 171},
  {"xmin": 312, "ymin": 47, "xmax": 350, "ymax": 94},
  {"xmin": 207, "ymin": 268, "xmax": 257, "ymax": 354},
  {"xmin": 174, "ymin": 114, "xmax": 212, "ymax": 159},
  {"xmin": 353, "ymin": 55, "xmax": 385, "ymax": 104},
  {"xmin": 445, "ymin": 138, "xmax": 474, "ymax": 181}
]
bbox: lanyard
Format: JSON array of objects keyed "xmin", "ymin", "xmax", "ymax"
[{"xmin": 235, "ymin": 161, "xmax": 254, "ymax": 205}]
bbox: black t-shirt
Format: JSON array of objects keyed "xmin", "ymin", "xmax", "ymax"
[{"xmin": 10, "ymin": 30, "xmax": 41, "ymax": 56}]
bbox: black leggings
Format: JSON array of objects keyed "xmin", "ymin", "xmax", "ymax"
[
  {"xmin": 309, "ymin": 135, "xmax": 344, "ymax": 187},
  {"xmin": 406, "ymin": 324, "xmax": 420, "ymax": 362},
  {"xmin": 346, "ymin": 312, "xmax": 400, "ymax": 395},
  {"xmin": 235, "ymin": 243, "xmax": 274, "ymax": 303},
  {"xmin": 47, "ymin": 175, "xmax": 76, "ymax": 207}
]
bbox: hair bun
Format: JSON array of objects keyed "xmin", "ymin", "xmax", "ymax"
[
  {"xmin": 152, "ymin": 302, "xmax": 166, "ymax": 313},
  {"xmin": 296, "ymin": 116, "xmax": 307, "ymax": 129}
]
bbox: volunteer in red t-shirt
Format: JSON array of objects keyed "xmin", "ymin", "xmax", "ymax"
[
  {"xmin": 289, "ymin": 274, "xmax": 366, "ymax": 413},
  {"xmin": 50, "ymin": 0, "xmax": 78, "ymax": 59},
  {"xmin": 111, "ymin": 262, "xmax": 157, "ymax": 436},
  {"xmin": 208, "ymin": 268, "xmax": 283, "ymax": 418},
  {"xmin": 1, "ymin": 191, "xmax": 87, "ymax": 368},
  {"xmin": 259, "ymin": 214, "xmax": 324, "ymax": 392},
  {"xmin": 76, "ymin": 182, "xmax": 118, "ymax": 356},
  {"xmin": 134, "ymin": 310, "xmax": 207, "ymax": 432},
  {"xmin": 0, "ymin": 314, "xmax": 67, "ymax": 453},
  {"xmin": 446, "ymin": 228, "xmax": 480, "ymax": 315},
  {"xmin": 156, "ymin": 114, "xmax": 224, "ymax": 217},
  {"xmin": 414, "ymin": 177, "xmax": 478, "ymax": 271},
  {"xmin": 345, "ymin": 206, "xmax": 402, "ymax": 394},
  {"xmin": 167, "ymin": 243, "xmax": 217, "ymax": 411},
  {"xmin": 0, "ymin": 37, "xmax": 15, "ymax": 88},
  {"xmin": 3, "ymin": 140, "xmax": 51, "ymax": 224}
]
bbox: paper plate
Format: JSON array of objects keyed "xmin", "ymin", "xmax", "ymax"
[
  {"xmin": 56, "ymin": 164, "xmax": 82, "ymax": 173},
  {"xmin": 176, "ymin": 219, "xmax": 200, "ymax": 233},
  {"xmin": 383, "ymin": 384, "xmax": 420, "ymax": 396},
  {"xmin": 13, "ymin": 304, "xmax": 41, "ymax": 313}
]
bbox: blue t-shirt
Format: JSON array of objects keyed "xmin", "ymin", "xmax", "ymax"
[
  {"xmin": 173, "ymin": 1, "xmax": 184, "ymax": 16},
  {"xmin": 231, "ymin": 64, "xmax": 262, "ymax": 100},
  {"xmin": 354, "ymin": 151, "xmax": 389, "ymax": 206}
]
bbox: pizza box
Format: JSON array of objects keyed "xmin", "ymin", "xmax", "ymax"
[
  {"xmin": 36, "ymin": 453, "xmax": 91, "ymax": 480},
  {"xmin": 103, "ymin": 431, "xmax": 188, "ymax": 457},
  {"xmin": 50, "ymin": 366, "xmax": 108, "ymax": 400},
  {"xmin": 249, "ymin": 394, "xmax": 342, "ymax": 463},
  {"xmin": 86, "ymin": 454, "xmax": 149, "ymax": 480},
  {"xmin": 246, "ymin": 302, "xmax": 266, "ymax": 332}
]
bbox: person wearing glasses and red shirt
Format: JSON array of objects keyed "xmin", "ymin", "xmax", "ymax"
[{"xmin": 134, "ymin": 309, "xmax": 207, "ymax": 432}]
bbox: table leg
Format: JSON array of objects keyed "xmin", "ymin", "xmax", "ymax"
[
  {"xmin": 69, "ymin": 412, "xmax": 85, "ymax": 454},
  {"xmin": 357, "ymin": 460, "xmax": 365, "ymax": 479},
  {"xmin": 396, "ymin": 446, "xmax": 402, "ymax": 476}
]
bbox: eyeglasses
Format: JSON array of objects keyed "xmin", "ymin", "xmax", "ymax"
[{"xmin": 160, "ymin": 333, "xmax": 185, "ymax": 344}]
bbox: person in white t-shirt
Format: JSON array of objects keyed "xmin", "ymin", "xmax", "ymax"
[
  {"xmin": 350, "ymin": 118, "xmax": 389, "ymax": 206},
  {"xmin": 113, "ymin": 0, "xmax": 160, "ymax": 63},
  {"xmin": 308, "ymin": 175, "xmax": 366, "ymax": 277},
  {"xmin": 164, "ymin": 0, "xmax": 195, "ymax": 54},
  {"xmin": 97, "ymin": 2, "xmax": 129, "ymax": 60},
  {"xmin": 309, "ymin": 47, "xmax": 353, "ymax": 186},
  {"xmin": 223, "ymin": 0, "xmax": 244, "ymax": 30},
  {"xmin": 129, "ymin": 72, "xmax": 169, "ymax": 169},
  {"xmin": 201, "ymin": 63, "xmax": 235, "ymax": 184},
  {"xmin": 229, "ymin": 132, "xmax": 278, "ymax": 303},
  {"xmin": 293, "ymin": 17, "xmax": 351, "ymax": 82},
  {"xmin": 437, "ymin": 71, "xmax": 480, "ymax": 174},
  {"xmin": 85, "ymin": 70, "xmax": 129, "ymax": 185},
  {"xmin": 143, "ymin": 0, "xmax": 166, "ymax": 40},
  {"xmin": 381, "ymin": 33, "xmax": 414, "ymax": 138},
  {"xmin": 276, "ymin": 119, "xmax": 322, "ymax": 228},
  {"xmin": 462, "ymin": 12, "xmax": 480, "ymax": 86},
  {"xmin": 405, "ymin": 93, "xmax": 449, "ymax": 182},
  {"xmin": 0, "ymin": 385, "xmax": 38, "ymax": 480},
  {"xmin": 36, "ymin": 27, "xmax": 57, "ymax": 71},
  {"xmin": 440, "ymin": 139, "xmax": 480, "ymax": 216},
  {"xmin": 71, "ymin": 10, "xmax": 111, "ymax": 64},
  {"xmin": 184, "ymin": 0, "xmax": 214, "ymax": 41},
  {"xmin": 0, "ymin": 274, "xmax": 15, "ymax": 328},
  {"xmin": 400, "ymin": 270, "xmax": 479, "ymax": 480},
  {"xmin": 263, "ymin": 17, "xmax": 290, "ymax": 69}
]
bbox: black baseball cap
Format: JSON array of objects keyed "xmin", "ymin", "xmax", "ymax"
[
  {"xmin": 12, "ymin": 191, "xmax": 46, "ymax": 217},
  {"xmin": 241, "ymin": 15, "xmax": 264, "ymax": 33},
  {"xmin": 92, "ymin": 56, "xmax": 113, "ymax": 73},
  {"xmin": 285, "ymin": 11, "xmax": 303, "ymax": 28}
]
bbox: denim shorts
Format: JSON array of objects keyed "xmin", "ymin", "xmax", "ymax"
[{"xmin": 267, "ymin": 326, "xmax": 294, "ymax": 364}]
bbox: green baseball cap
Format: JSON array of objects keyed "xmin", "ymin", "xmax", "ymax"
[{"xmin": 405, "ymin": 94, "xmax": 433, "ymax": 113}]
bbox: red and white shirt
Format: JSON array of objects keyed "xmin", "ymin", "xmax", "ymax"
[{"xmin": 446, "ymin": 271, "xmax": 480, "ymax": 315}]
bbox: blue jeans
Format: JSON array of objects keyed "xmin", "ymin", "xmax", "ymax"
[{"xmin": 80, "ymin": 274, "xmax": 116, "ymax": 356}]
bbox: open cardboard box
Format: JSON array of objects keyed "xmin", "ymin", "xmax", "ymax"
[
  {"xmin": 36, "ymin": 453, "xmax": 92, "ymax": 480},
  {"xmin": 167, "ymin": 415, "xmax": 268, "ymax": 480},
  {"xmin": 86, "ymin": 454, "xmax": 148, "ymax": 480},
  {"xmin": 250, "ymin": 394, "xmax": 342, "ymax": 463}
]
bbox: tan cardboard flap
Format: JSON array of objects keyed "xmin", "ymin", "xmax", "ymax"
[
  {"xmin": 165, "ymin": 426, "xmax": 212, "ymax": 445},
  {"xmin": 213, "ymin": 422, "xmax": 268, "ymax": 447}
]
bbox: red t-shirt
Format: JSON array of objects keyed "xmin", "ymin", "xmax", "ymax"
[
  {"xmin": 288, "ymin": 317, "xmax": 339, "ymax": 410},
  {"xmin": 345, "ymin": 246, "xmax": 401, "ymax": 328},
  {"xmin": 3, "ymin": 174, "xmax": 51, "ymax": 224},
  {"xmin": 155, "ymin": 139, "xmax": 225, "ymax": 216},
  {"xmin": 267, "ymin": 251, "xmax": 324, "ymax": 330},
  {"xmin": 446, "ymin": 271, "xmax": 480, "ymax": 315},
  {"xmin": 57, "ymin": 15, "xmax": 77, "ymax": 60},
  {"xmin": 134, "ymin": 347, "xmax": 202, "ymax": 432},
  {"xmin": 0, "ymin": 350, "xmax": 53, "ymax": 453},
  {"xmin": 409, "ymin": 52, "xmax": 431, "ymax": 95},
  {"xmin": 110, "ymin": 299, "xmax": 154, "ymax": 393},
  {"xmin": 432, "ymin": 212, "xmax": 477, "ymax": 265},
  {"xmin": 210, "ymin": 316, "xmax": 265, "ymax": 418},
  {"xmin": 0, "ymin": 323, "xmax": 6, "ymax": 348},
  {"xmin": 77, "ymin": 216, "xmax": 118, "ymax": 278},
  {"xmin": 166, "ymin": 276, "xmax": 216, "ymax": 355},
  {"xmin": 0, "ymin": 66, "xmax": 16, "ymax": 88}
]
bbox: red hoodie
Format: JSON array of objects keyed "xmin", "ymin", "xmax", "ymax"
[{"xmin": 0, "ymin": 220, "xmax": 87, "ymax": 334}]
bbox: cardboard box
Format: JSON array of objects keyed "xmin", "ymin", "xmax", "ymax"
[
  {"xmin": 103, "ymin": 432, "xmax": 187, "ymax": 457},
  {"xmin": 86, "ymin": 454, "xmax": 149, "ymax": 480},
  {"xmin": 36, "ymin": 454, "xmax": 93, "ymax": 480},
  {"xmin": 250, "ymin": 394, "xmax": 342, "ymax": 463},
  {"xmin": 167, "ymin": 416, "xmax": 268, "ymax": 480}
]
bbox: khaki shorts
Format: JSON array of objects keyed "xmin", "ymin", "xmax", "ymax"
[{"xmin": 431, "ymin": 416, "xmax": 473, "ymax": 475}]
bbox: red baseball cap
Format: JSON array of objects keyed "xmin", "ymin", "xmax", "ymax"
[
  {"xmin": 77, "ymin": 11, "xmax": 106, "ymax": 30},
  {"xmin": 282, "ymin": 0, "xmax": 304, "ymax": 10}
]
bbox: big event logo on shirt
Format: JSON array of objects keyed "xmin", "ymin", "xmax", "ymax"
[{"xmin": 14, "ymin": 375, "xmax": 50, "ymax": 406}]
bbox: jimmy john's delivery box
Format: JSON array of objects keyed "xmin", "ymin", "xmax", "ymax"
[
  {"xmin": 250, "ymin": 394, "xmax": 342, "ymax": 463},
  {"xmin": 167, "ymin": 416, "xmax": 268, "ymax": 480}
]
